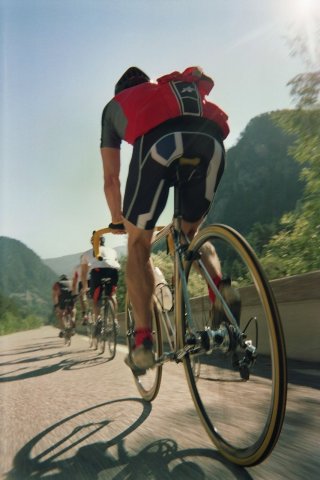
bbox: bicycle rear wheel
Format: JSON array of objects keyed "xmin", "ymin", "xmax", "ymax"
[
  {"xmin": 96, "ymin": 317, "xmax": 105, "ymax": 355},
  {"xmin": 87, "ymin": 314, "xmax": 95, "ymax": 349},
  {"xmin": 63, "ymin": 314, "xmax": 72, "ymax": 347},
  {"xmin": 105, "ymin": 300, "xmax": 117, "ymax": 359},
  {"xmin": 125, "ymin": 296, "xmax": 163, "ymax": 401},
  {"xmin": 178, "ymin": 224, "xmax": 287, "ymax": 466}
]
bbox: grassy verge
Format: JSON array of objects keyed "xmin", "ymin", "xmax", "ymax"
[{"xmin": 0, "ymin": 313, "xmax": 43, "ymax": 336}]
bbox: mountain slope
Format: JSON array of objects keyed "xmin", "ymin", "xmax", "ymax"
[
  {"xmin": 0, "ymin": 236, "xmax": 57, "ymax": 316},
  {"xmin": 43, "ymin": 252, "xmax": 83, "ymax": 276},
  {"xmin": 208, "ymin": 112, "xmax": 304, "ymax": 237}
]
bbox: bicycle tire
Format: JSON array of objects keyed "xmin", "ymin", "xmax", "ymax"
[
  {"xmin": 87, "ymin": 321, "xmax": 94, "ymax": 349},
  {"xmin": 97, "ymin": 317, "xmax": 105, "ymax": 355},
  {"xmin": 64, "ymin": 314, "xmax": 72, "ymax": 347},
  {"xmin": 177, "ymin": 224, "xmax": 287, "ymax": 466},
  {"xmin": 125, "ymin": 296, "xmax": 163, "ymax": 401},
  {"xmin": 105, "ymin": 300, "xmax": 117, "ymax": 359}
]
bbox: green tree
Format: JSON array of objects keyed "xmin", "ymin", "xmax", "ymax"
[
  {"xmin": 0, "ymin": 293, "xmax": 42, "ymax": 335},
  {"xmin": 207, "ymin": 113, "xmax": 303, "ymax": 237},
  {"xmin": 262, "ymin": 33, "xmax": 320, "ymax": 277},
  {"xmin": 246, "ymin": 221, "xmax": 279, "ymax": 256}
]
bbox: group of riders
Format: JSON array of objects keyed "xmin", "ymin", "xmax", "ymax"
[{"xmin": 52, "ymin": 232, "xmax": 120, "ymax": 339}]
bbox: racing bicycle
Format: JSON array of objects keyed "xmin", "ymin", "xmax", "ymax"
[
  {"xmin": 93, "ymin": 158, "xmax": 287, "ymax": 467},
  {"xmin": 88, "ymin": 277, "xmax": 117, "ymax": 358}
]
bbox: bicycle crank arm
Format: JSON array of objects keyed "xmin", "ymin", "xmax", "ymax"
[
  {"xmin": 155, "ymin": 351, "xmax": 177, "ymax": 365},
  {"xmin": 156, "ymin": 346, "xmax": 197, "ymax": 365}
]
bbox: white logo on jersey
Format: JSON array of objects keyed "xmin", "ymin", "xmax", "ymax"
[{"xmin": 181, "ymin": 86, "xmax": 195, "ymax": 93}]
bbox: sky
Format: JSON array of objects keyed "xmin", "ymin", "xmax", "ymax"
[{"xmin": 1, "ymin": 0, "xmax": 319, "ymax": 260}]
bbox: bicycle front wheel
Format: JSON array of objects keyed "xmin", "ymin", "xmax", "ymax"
[
  {"xmin": 125, "ymin": 296, "xmax": 163, "ymax": 401},
  {"xmin": 178, "ymin": 224, "xmax": 287, "ymax": 466}
]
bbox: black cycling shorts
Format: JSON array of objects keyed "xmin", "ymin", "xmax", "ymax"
[
  {"xmin": 123, "ymin": 116, "xmax": 225, "ymax": 230},
  {"xmin": 58, "ymin": 294, "xmax": 74, "ymax": 310},
  {"xmin": 89, "ymin": 268, "xmax": 119, "ymax": 302}
]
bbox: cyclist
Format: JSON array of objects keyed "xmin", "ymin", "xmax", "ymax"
[
  {"xmin": 100, "ymin": 66, "xmax": 229, "ymax": 371},
  {"xmin": 80, "ymin": 232, "xmax": 120, "ymax": 320},
  {"xmin": 52, "ymin": 274, "xmax": 76, "ymax": 337},
  {"xmin": 72, "ymin": 262, "xmax": 89, "ymax": 325}
]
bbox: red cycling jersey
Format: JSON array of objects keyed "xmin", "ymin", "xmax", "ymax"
[{"xmin": 112, "ymin": 66, "xmax": 229, "ymax": 144}]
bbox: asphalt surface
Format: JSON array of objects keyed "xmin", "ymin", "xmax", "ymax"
[{"xmin": 0, "ymin": 326, "xmax": 319, "ymax": 480}]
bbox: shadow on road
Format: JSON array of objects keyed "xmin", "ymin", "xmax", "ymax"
[
  {"xmin": 0, "ymin": 341, "xmax": 63, "ymax": 358},
  {"xmin": 4, "ymin": 397, "xmax": 253, "ymax": 480},
  {"xmin": 0, "ymin": 349, "xmax": 114, "ymax": 383}
]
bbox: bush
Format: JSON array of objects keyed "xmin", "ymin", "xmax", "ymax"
[{"xmin": 0, "ymin": 311, "xmax": 43, "ymax": 335}]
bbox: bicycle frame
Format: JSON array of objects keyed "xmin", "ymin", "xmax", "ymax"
[
  {"xmin": 150, "ymin": 177, "xmax": 246, "ymax": 366},
  {"xmin": 92, "ymin": 187, "xmax": 246, "ymax": 366},
  {"xmin": 151, "ymin": 224, "xmax": 232, "ymax": 365}
]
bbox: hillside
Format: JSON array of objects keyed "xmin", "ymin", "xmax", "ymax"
[
  {"xmin": 208, "ymin": 112, "xmax": 304, "ymax": 244},
  {"xmin": 44, "ymin": 252, "xmax": 84, "ymax": 276},
  {"xmin": 0, "ymin": 236, "xmax": 57, "ymax": 318}
]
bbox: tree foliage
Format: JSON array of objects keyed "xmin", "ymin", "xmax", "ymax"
[
  {"xmin": 261, "ymin": 33, "xmax": 320, "ymax": 278},
  {"xmin": 207, "ymin": 113, "xmax": 304, "ymax": 241},
  {"xmin": 0, "ymin": 293, "xmax": 42, "ymax": 335}
]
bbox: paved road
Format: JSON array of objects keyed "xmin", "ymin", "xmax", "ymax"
[{"xmin": 0, "ymin": 326, "xmax": 319, "ymax": 480}]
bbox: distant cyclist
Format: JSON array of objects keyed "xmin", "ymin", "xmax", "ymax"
[
  {"xmin": 100, "ymin": 66, "xmax": 229, "ymax": 371},
  {"xmin": 80, "ymin": 233, "xmax": 120, "ymax": 320},
  {"xmin": 72, "ymin": 262, "xmax": 89, "ymax": 324},
  {"xmin": 52, "ymin": 274, "xmax": 76, "ymax": 337}
]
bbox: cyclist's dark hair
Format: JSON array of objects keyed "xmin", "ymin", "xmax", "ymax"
[
  {"xmin": 59, "ymin": 274, "xmax": 68, "ymax": 281},
  {"xmin": 115, "ymin": 67, "xmax": 150, "ymax": 95}
]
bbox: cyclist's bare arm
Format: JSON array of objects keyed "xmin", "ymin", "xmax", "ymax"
[
  {"xmin": 81, "ymin": 262, "xmax": 89, "ymax": 291},
  {"xmin": 101, "ymin": 147, "xmax": 123, "ymax": 225},
  {"xmin": 71, "ymin": 274, "xmax": 78, "ymax": 296},
  {"xmin": 52, "ymin": 284, "xmax": 59, "ymax": 306}
]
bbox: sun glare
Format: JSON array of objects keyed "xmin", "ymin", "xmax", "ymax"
[
  {"xmin": 295, "ymin": 0, "xmax": 318, "ymax": 16},
  {"xmin": 290, "ymin": 0, "xmax": 320, "ymax": 66}
]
